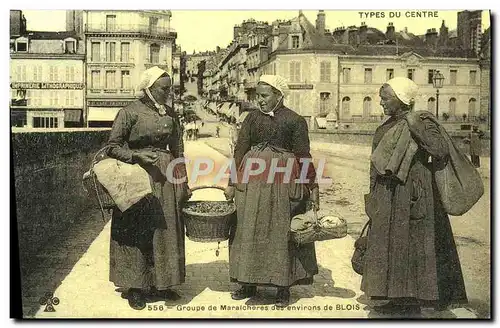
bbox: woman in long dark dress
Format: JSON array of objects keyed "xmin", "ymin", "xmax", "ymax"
[
  {"xmin": 106, "ymin": 67, "xmax": 191, "ymax": 310},
  {"xmin": 224, "ymin": 75, "xmax": 320, "ymax": 308},
  {"xmin": 361, "ymin": 77, "xmax": 467, "ymax": 314}
]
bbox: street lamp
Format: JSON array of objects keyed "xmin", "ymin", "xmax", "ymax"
[{"xmin": 432, "ymin": 70, "xmax": 445, "ymax": 119}]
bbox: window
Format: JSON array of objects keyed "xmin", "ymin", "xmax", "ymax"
[
  {"xmin": 150, "ymin": 44, "xmax": 160, "ymax": 63},
  {"xmin": 149, "ymin": 17, "xmax": 159, "ymax": 34},
  {"xmin": 343, "ymin": 68, "xmax": 351, "ymax": 83},
  {"xmin": 65, "ymin": 90, "xmax": 75, "ymax": 106},
  {"xmin": 364, "ymin": 68, "xmax": 372, "ymax": 84},
  {"xmin": 407, "ymin": 69, "xmax": 415, "ymax": 81},
  {"xmin": 427, "ymin": 97, "xmax": 436, "ymax": 112},
  {"xmin": 428, "ymin": 70, "xmax": 435, "ymax": 84},
  {"xmin": 50, "ymin": 91, "xmax": 59, "ymax": 106},
  {"xmin": 106, "ymin": 42, "xmax": 116, "ymax": 62},
  {"xmin": 386, "ymin": 68, "xmax": 394, "ymax": 81},
  {"xmin": 106, "ymin": 15, "xmax": 116, "ymax": 32},
  {"xmin": 292, "ymin": 35, "xmax": 300, "ymax": 49},
  {"xmin": 469, "ymin": 70, "xmax": 477, "ymax": 85},
  {"xmin": 319, "ymin": 92, "xmax": 331, "ymax": 113},
  {"xmin": 65, "ymin": 66, "xmax": 75, "ymax": 82},
  {"xmin": 33, "ymin": 117, "xmax": 58, "ymax": 128},
  {"xmin": 91, "ymin": 71, "xmax": 100, "ymax": 89},
  {"xmin": 16, "ymin": 41, "xmax": 27, "ymax": 52},
  {"xmin": 65, "ymin": 40, "xmax": 76, "ymax": 53},
  {"xmin": 106, "ymin": 71, "xmax": 116, "ymax": 89},
  {"xmin": 91, "ymin": 42, "xmax": 100, "ymax": 62},
  {"xmin": 121, "ymin": 71, "xmax": 130, "ymax": 89},
  {"xmin": 449, "ymin": 97, "xmax": 457, "ymax": 116},
  {"xmin": 342, "ymin": 96, "xmax": 351, "ymax": 115},
  {"xmin": 450, "ymin": 69, "xmax": 457, "ymax": 85},
  {"xmin": 18, "ymin": 65, "xmax": 27, "ymax": 81},
  {"xmin": 121, "ymin": 42, "xmax": 130, "ymax": 62},
  {"xmin": 320, "ymin": 62, "xmax": 331, "ymax": 83},
  {"xmin": 363, "ymin": 97, "xmax": 372, "ymax": 118},
  {"xmin": 289, "ymin": 62, "xmax": 301, "ymax": 83},
  {"xmin": 33, "ymin": 66, "xmax": 42, "ymax": 81},
  {"xmin": 468, "ymin": 98, "xmax": 477, "ymax": 118},
  {"xmin": 289, "ymin": 92, "xmax": 301, "ymax": 112},
  {"xmin": 49, "ymin": 66, "xmax": 58, "ymax": 81}
]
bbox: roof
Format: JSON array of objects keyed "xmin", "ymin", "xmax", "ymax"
[
  {"xmin": 26, "ymin": 31, "xmax": 80, "ymax": 40},
  {"xmin": 351, "ymin": 44, "xmax": 475, "ymax": 58},
  {"xmin": 274, "ymin": 12, "xmax": 335, "ymax": 51}
]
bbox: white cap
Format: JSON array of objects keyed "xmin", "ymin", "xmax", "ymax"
[{"xmin": 385, "ymin": 77, "xmax": 419, "ymax": 105}]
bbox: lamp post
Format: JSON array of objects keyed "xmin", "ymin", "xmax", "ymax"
[{"xmin": 432, "ymin": 70, "xmax": 444, "ymax": 119}]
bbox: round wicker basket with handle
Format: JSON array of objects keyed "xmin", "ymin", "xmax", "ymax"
[{"xmin": 182, "ymin": 185, "xmax": 236, "ymax": 243}]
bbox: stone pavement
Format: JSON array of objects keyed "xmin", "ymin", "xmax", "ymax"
[{"xmin": 31, "ymin": 141, "xmax": 478, "ymax": 319}]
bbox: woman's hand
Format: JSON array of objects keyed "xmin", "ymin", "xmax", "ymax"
[
  {"xmin": 133, "ymin": 151, "xmax": 159, "ymax": 165},
  {"xmin": 224, "ymin": 186, "xmax": 236, "ymax": 201},
  {"xmin": 183, "ymin": 185, "xmax": 192, "ymax": 203}
]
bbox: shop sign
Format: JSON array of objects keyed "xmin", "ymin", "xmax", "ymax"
[
  {"xmin": 87, "ymin": 100, "xmax": 132, "ymax": 107},
  {"xmin": 288, "ymin": 84, "xmax": 314, "ymax": 90},
  {"xmin": 10, "ymin": 82, "xmax": 84, "ymax": 89}
]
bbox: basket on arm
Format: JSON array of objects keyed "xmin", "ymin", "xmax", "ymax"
[
  {"xmin": 290, "ymin": 201, "xmax": 348, "ymax": 245},
  {"xmin": 182, "ymin": 185, "xmax": 236, "ymax": 244},
  {"xmin": 82, "ymin": 145, "xmax": 115, "ymax": 220}
]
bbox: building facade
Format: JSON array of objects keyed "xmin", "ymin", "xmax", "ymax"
[
  {"xmin": 76, "ymin": 10, "xmax": 177, "ymax": 127},
  {"xmin": 10, "ymin": 30, "xmax": 85, "ymax": 128}
]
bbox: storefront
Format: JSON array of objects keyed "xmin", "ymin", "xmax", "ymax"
[
  {"xmin": 86, "ymin": 100, "xmax": 133, "ymax": 127},
  {"xmin": 10, "ymin": 82, "xmax": 85, "ymax": 129}
]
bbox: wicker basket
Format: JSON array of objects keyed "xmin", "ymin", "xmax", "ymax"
[
  {"xmin": 182, "ymin": 185, "xmax": 236, "ymax": 242},
  {"xmin": 290, "ymin": 203, "xmax": 348, "ymax": 245},
  {"xmin": 82, "ymin": 146, "xmax": 116, "ymax": 213}
]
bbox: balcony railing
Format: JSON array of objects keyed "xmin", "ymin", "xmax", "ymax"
[{"xmin": 85, "ymin": 24, "xmax": 176, "ymax": 37}]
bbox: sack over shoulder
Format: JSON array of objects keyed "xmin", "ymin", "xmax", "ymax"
[{"xmin": 433, "ymin": 125, "xmax": 484, "ymax": 216}]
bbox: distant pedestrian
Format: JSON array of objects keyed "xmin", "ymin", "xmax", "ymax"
[
  {"xmin": 464, "ymin": 125, "xmax": 484, "ymax": 168},
  {"xmin": 215, "ymin": 125, "xmax": 220, "ymax": 138}
]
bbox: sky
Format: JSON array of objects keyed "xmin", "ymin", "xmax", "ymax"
[{"xmin": 21, "ymin": 10, "xmax": 491, "ymax": 54}]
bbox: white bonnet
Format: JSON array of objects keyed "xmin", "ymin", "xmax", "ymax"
[
  {"xmin": 136, "ymin": 66, "xmax": 169, "ymax": 92},
  {"xmin": 385, "ymin": 77, "xmax": 419, "ymax": 106},
  {"xmin": 258, "ymin": 75, "xmax": 288, "ymax": 97}
]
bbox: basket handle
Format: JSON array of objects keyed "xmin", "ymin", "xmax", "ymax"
[
  {"xmin": 189, "ymin": 185, "xmax": 227, "ymax": 193},
  {"xmin": 360, "ymin": 220, "xmax": 371, "ymax": 237}
]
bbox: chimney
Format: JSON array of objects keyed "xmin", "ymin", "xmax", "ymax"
[
  {"xmin": 348, "ymin": 27, "xmax": 359, "ymax": 46},
  {"xmin": 425, "ymin": 28, "xmax": 438, "ymax": 47},
  {"xmin": 439, "ymin": 20, "xmax": 449, "ymax": 47},
  {"xmin": 316, "ymin": 10, "xmax": 325, "ymax": 35},
  {"xmin": 386, "ymin": 22, "xmax": 396, "ymax": 42},
  {"xmin": 333, "ymin": 26, "xmax": 347, "ymax": 44},
  {"xmin": 359, "ymin": 22, "xmax": 368, "ymax": 44}
]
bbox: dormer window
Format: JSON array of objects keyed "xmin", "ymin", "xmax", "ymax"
[
  {"xmin": 64, "ymin": 38, "xmax": 77, "ymax": 54},
  {"xmin": 292, "ymin": 35, "xmax": 300, "ymax": 49}
]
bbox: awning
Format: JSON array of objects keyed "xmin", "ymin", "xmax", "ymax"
[
  {"xmin": 64, "ymin": 109, "xmax": 82, "ymax": 122},
  {"xmin": 87, "ymin": 107, "xmax": 120, "ymax": 122}
]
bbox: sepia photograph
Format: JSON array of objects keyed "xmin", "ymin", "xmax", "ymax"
[{"xmin": 9, "ymin": 8, "xmax": 491, "ymax": 319}]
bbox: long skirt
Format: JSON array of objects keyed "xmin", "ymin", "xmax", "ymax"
[
  {"xmin": 229, "ymin": 146, "xmax": 318, "ymax": 287},
  {"xmin": 109, "ymin": 152, "xmax": 186, "ymax": 290}
]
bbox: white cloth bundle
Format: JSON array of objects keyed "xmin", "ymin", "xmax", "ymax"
[{"xmin": 93, "ymin": 159, "xmax": 152, "ymax": 212}]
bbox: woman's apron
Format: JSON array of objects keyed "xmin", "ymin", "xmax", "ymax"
[{"xmin": 229, "ymin": 143, "xmax": 318, "ymax": 287}]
